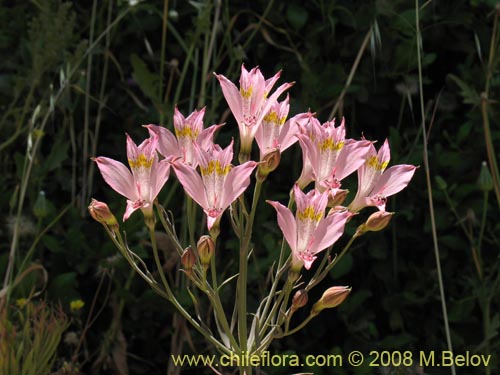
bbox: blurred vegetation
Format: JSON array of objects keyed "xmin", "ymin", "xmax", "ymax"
[{"xmin": 0, "ymin": 0, "xmax": 499, "ymax": 374}]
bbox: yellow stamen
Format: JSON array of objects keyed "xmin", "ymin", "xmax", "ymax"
[
  {"xmin": 175, "ymin": 125, "xmax": 199, "ymax": 139},
  {"xmin": 264, "ymin": 111, "xmax": 279, "ymax": 124},
  {"xmin": 297, "ymin": 206, "xmax": 322, "ymax": 222},
  {"xmin": 240, "ymin": 86, "xmax": 253, "ymax": 99},
  {"xmin": 200, "ymin": 160, "xmax": 231, "ymax": 176},
  {"xmin": 319, "ymin": 139, "xmax": 344, "ymax": 151},
  {"xmin": 367, "ymin": 156, "xmax": 389, "ymax": 171},
  {"xmin": 128, "ymin": 154, "xmax": 153, "ymax": 169}
]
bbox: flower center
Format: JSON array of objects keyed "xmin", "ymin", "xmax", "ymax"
[
  {"xmin": 128, "ymin": 154, "xmax": 153, "ymax": 169},
  {"xmin": 367, "ymin": 156, "xmax": 389, "ymax": 171}
]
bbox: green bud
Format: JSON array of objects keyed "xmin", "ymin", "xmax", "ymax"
[
  {"xmin": 311, "ymin": 286, "xmax": 351, "ymax": 316},
  {"xmin": 197, "ymin": 235, "xmax": 214, "ymax": 269},
  {"xmin": 256, "ymin": 149, "xmax": 281, "ymax": 181},
  {"xmin": 435, "ymin": 175, "xmax": 448, "ymax": 191},
  {"xmin": 477, "ymin": 161, "xmax": 493, "ymax": 192},
  {"xmin": 181, "ymin": 246, "xmax": 196, "ymax": 273},
  {"xmin": 291, "ymin": 289, "xmax": 308, "ymax": 311},
  {"xmin": 33, "ymin": 190, "xmax": 48, "ymax": 219}
]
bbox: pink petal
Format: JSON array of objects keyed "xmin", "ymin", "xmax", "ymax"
[
  {"xmin": 220, "ymin": 161, "xmax": 257, "ymax": 210},
  {"xmin": 256, "ymin": 82, "xmax": 294, "ymax": 126},
  {"xmin": 267, "ymin": 200, "xmax": 297, "ymax": 253},
  {"xmin": 378, "ymin": 139, "xmax": 391, "ymax": 166},
  {"xmin": 197, "ymin": 124, "xmax": 224, "ymax": 151},
  {"xmin": 335, "ymin": 140, "xmax": 372, "ymax": 180},
  {"xmin": 94, "ymin": 157, "xmax": 136, "ymax": 200},
  {"xmin": 215, "ymin": 73, "xmax": 243, "ymax": 125},
  {"xmin": 264, "ymin": 70, "xmax": 281, "ymax": 92},
  {"xmin": 297, "ymin": 134, "xmax": 320, "ymax": 180},
  {"xmin": 172, "ymin": 162, "xmax": 209, "ymax": 210},
  {"xmin": 310, "ymin": 210, "xmax": 350, "ymax": 255},
  {"xmin": 146, "ymin": 124, "xmax": 180, "ymax": 159},
  {"xmin": 278, "ymin": 112, "xmax": 304, "ymax": 152},
  {"xmin": 150, "ymin": 159, "xmax": 171, "ymax": 200},
  {"xmin": 123, "ymin": 199, "xmax": 144, "ymax": 221},
  {"xmin": 301, "ymin": 253, "xmax": 317, "ymax": 270},
  {"xmin": 207, "ymin": 215, "xmax": 219, "ymax": 231},
  {"xmin": 371, "ymin": 164, "xmax": 417, "ymax": 197}
]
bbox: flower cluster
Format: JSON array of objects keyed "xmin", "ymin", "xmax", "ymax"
[{"xmin": 91, "ymin": 64, "xmax": 416, "ymax": 273}]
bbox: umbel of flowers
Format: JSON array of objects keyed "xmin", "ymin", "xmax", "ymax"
[{"xmin": 90, "ymin": 64, "xmax": 416, "ymax": 375}]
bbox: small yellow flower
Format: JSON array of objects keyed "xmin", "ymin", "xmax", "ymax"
[
  {"xmin": 70, "ymin": 299, "xmax": 85, "ymax": 312},
  {"xmin": 16, "ymin": 298, "xmax": 28, "ymax": 308}
]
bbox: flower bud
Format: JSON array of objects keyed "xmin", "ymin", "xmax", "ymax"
[
  {"xmin": 88, "ymin": 199, "xmax": 119, "ymax": 233},
  {"xmin": 291, "ymin": 289, "xmax": 308, "ymax": 311},
  {"xmin": 257, "ymin": 149, "xmax": 281, "ymax": 181},
  {"xmin": 328, "ymin": 189, "xmax": 348, "ymax": 207},
  {"xmin": 477, "ymin": 161, "xmax": 493, "ymax": 192},
  {"xmin": 355, "ymin": 211, "xmax": 394, "ymax": 236},
  {"xmin": 435, "ymin": 175, "xmax": 448, "ymax": 191},
  {"xmin": 197, "ymin": 235, "xmax": 214, "ymax": 268},
  {"xmin": 311, "ymin": 286, "xmax": 351, "ymax": 315},
  {"xmin": 34, "ymin": 190, "xmax": 49, "ymax": 219},
  {"xmin": 181, "ymin": 246, "xmax": 196, "ymax": 273}
]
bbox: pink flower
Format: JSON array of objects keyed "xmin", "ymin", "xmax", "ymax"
[
  {"xmin": 93, "ymin": 134, "xmax": 170, "ymax": 221},
  {"xmin": 172, "ymin": 140, "xmax": 257, "ymax": 230},
  {"xmin": 215, "ymin": 64, "xmax": 293, "ymax": 154},
  {"xmin": 267, "ymin": 184, "xmax": 351, "ymax": 270},
  {"xmin": 348, "ymin": 139, "xmax": 417, "ymax": 212},
  {"xmin": 146, "ymin": 107, "xmax": 221, "ymax": 167},
  {"xmin": 297, "ymin": 116, "xmax": 371, "ymax": 200},
  {"xmin": 254, "ymin": 95, "xmax": 309, "ymax": 159}
]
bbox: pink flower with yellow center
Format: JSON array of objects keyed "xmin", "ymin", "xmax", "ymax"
[
  {"xmin": 215, "ymin": 64, "xmax": 293, "ymax": 155},
  {"xmin": 348, "ymin": 139, "xmax": 417, "ymax": 212},
  {"xmin": 146, "ymin": 107, "xmax": 221, "ymax": 167},
  {"xmin": 297, "ymin": 116, "xmax": 371, "ymax": 201},
  {"xmin": 267, "ymin": 184, "xmax": 351, "ymax": 270},
  {"xmin": 172, "ymin": 140, "xmax": 257, "ymax": 230},
  {"xmin": 254, "ymin": 95, "xmax": 309, "ymax": 159},
  {"xmin": 94, "ymin": 134, "xmax": 171, "ymax": 221}
]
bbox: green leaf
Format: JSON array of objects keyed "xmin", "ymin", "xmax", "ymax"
[
  {"xmin": 130, "ymin": 54, "xmax": 160, "ymax": 104},
  {"xmin": 286, "ymin": 4, "xmax": 308, "ymax": 30},
  {"xmin": 447, "ymin": 74, "xmax": 480, "ymax": 105}
]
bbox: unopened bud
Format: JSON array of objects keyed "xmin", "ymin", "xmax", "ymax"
[
  {"xmin": 328, "ymin": 189, "xmax": 348, "ymax": 207},
  {"xmin": 181, "ymin": 246, "xmax": 196, "ymax": 272},
  {"xmin": 291, "ymin": 289, "xmax": 308, "ymax": 311},
  {"xmin": 311, "ymin": 286, "xmax": 351, "ymax": 315},
  {"xmin": 88, "ymin": 199, "xmax": 119, "ymax": 232},
  {"xmin": 477, "ymin": 161, "xmax": 493, "ymax": 192},
  {"xmin": 435, "ymin": 175, "xmax": 448, "ymax": 191},
  {"xmin": 197, "ymin": 235, "xmax": 214, "ymax": 268},
  {"xmin": 257, "ymin": 149, "xmax": 281, "ymax": 181},
  {"xmin": 33, "ymin": 190, "xmax": 49, "ymax": 219},
  {"xmin": 356, "ymin": 211, "xmax": 394, "ymax": 236}
]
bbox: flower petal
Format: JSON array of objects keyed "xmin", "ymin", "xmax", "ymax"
[
  {"xmin": 123, "ymin": 199, "xmax": 144, "ymax": 221},
  {"xmin": 267, "ymin": 200, "xmax": 297, "ymax": 253},
  {"xmin": 172, "ymin": 162, "xmax": 209, "ymax": 210},
  {"xmin": 150, "ymin": 159, "xmax": 171, "ymax": 200},
  {"xmin": 146, "ymin": 124, "xmax": 180, "ymax": 160},
  {"xmin": 94, "ymin": 157, "xmax": 136, "ymax": 200},
  {"xmin": 371, "ymin": 164, "xmax": 417, "ymax": 197},
  {"xmin": 215, "ymin": 73, "xmax": 243, "ymax": 125},
  {"xmin": 309, "ymin": 210, "xmax": 350, "ymax": 255},
  {"xmin": 335, "ymin": 140, "xmax": 372, "ymax": 180},
  {"xmin": 220, "ymin": 161, "xmax": 257, "ymax": 210}
]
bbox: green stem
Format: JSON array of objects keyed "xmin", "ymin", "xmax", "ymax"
[
  {"xmin": 415, "ymin": 3, "xmax": 456, "ymax": 375},
  {"xmin": 236, "ymin": 179, "xmax": 263, "ymax": 373},
  {"xmin": 477, "ymin": 191, "xmax": 489, "ymax": 257},
  {"xmin": 159, "ymin": 0, "xmax": 169, "ymax": 125},
  {"xmin": 307, "ymin": 234, "xmax": 358, "ymax": 291}
]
